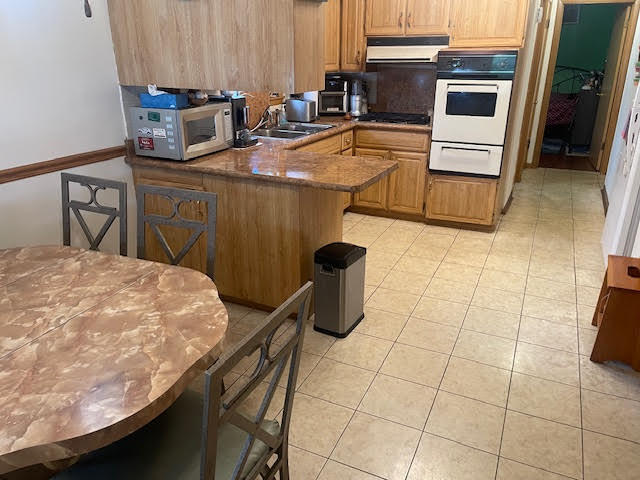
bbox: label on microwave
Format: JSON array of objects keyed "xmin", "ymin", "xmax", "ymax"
[
  {"xmin": 138, "ymin": 137, "xmax": 154, "ymax": 150},
  {"xmin": 152, "ymin": 128, "xmax": 167, "ymax": 138},
  {"xmin": 137, "ymin": 127, "xmax": 152, "ymax": 136}
]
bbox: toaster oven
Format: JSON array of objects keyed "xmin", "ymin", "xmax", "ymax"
[{"xmin": 131, "ymin": 103, "xmax": 233, "ymax": 160}]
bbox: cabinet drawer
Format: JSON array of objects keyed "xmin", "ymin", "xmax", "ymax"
[
  {"xmin": 296, "ymin": 134, "xmax": 342, "ymax": 153},
  {"xmin": 355, "ymin": 129, "xmax": 429, "ymax": 152},
  {"xmin": 342, "ymin": 130, "xmax": 354, "ymax": 150}
]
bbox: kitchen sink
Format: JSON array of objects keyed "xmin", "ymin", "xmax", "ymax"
[
  {"xmin": 254, "ymin": 123, "xmax": 335, "ymax": 139},
  {"xmin": 252, "ymin": 129, "xmax": 307, "ymax": 139},
  {"xmin": 277, "ymin": 123, "xmax": 335, "ymax": 133}
]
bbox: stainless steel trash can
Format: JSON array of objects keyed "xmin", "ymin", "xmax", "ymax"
[{"xmin": 313, "ymin": 242, "xmax": 366, "ymax": 338}]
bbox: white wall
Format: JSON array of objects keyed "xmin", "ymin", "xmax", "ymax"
[
  {"xmin": 0, "ymin": 0, "xmax": 135, "ymax": 254},
  {"xmin": 601, "ymin": 12, "xmax": 640, "ymax": 258},
  {"xmin": 501, "ymin": 0, "xmax": 542, "ymax": 208}
]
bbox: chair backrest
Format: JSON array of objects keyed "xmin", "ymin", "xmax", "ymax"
[
  {"xmin": 201, "ymin": 282, "xmax": 313, "ymax": 480},
  {"xmin": 136, "ymin": 184, "xmax": 217, "ymax": 279},
  {"xmin": 61, "ymin": 172, "xmax": 127, "ymax": 255}
]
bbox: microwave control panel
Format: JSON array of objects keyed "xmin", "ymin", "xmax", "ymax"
[{"xmin": 131, "ymin": 107, "xmax": 183, "ymax": 160}]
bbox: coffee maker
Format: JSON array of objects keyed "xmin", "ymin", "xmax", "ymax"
[{"xmin": 227, "ymin": 95, "xmax": 258, "ymax": 148}]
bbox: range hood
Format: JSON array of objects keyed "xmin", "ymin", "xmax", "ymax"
[{"xmin": 366, "ymin": 36, "xmax": 449, "ymax": 64}]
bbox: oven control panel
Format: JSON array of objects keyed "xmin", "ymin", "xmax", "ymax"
[{"xmin": 438, "ymin": 51, "xmax": 517, "ymax": 79}]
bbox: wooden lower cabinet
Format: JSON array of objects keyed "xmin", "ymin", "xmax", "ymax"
[
  {"xmin": 341, "ymin": 148, "xmax": 353, "ymax": 209},
  {"xmin": 296, "ymin": 132, "xmax": 356, "ymax": 210},
  {"xmin": 353, "ymin": 148, "xmax": 389, "ymax": 210},
  {"xmin": 426, "ymin": 174, "xmax": 497, "ymax": 226},
  {"xmin": 387, "ymin": 151, "xmax": 427, "ymax": 215}
]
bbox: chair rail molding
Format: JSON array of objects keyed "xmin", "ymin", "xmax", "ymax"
[{"xmin": 0, "ymin": 145, "xmax": 126, "ymax": 184}]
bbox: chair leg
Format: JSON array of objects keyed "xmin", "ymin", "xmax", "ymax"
[{"xmin": 279, "ymin": 447, "xmax": 290, "ymax": 480}]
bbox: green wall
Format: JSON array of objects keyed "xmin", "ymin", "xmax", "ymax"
[{"xmin": 553, "ymin": 4, "xmax": 621, "ymax": 93}]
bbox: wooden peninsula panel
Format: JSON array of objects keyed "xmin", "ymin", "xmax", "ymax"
[{"xmin": 128, "ymin": 125, "xmax": 401, "ymax": 309}]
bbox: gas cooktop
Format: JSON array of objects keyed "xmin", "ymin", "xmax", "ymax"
[{"xmin": 355, "ymin": 112, "xmax": 430, "ymax": 125}]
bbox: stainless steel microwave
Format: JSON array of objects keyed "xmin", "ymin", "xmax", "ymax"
[{"xmin": 130, "ymin": 103, "xmax": 233, "ymax": 160}]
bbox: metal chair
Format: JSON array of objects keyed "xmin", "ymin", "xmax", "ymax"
[
  {"xmin": 136, "ymin": 184, "xmax": 217, "ymax": 279},
  {"xmin": 61, "ymin": 173, "xmax": 127, "ymax": 255},
  {"xmin": 54, "ymin": 281, "xmax": 313, "ymax": 480}
]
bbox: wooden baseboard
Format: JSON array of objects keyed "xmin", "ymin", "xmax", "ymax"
[
  {"xmin": 0, "ymin": 145, "xmax": 126, "ymax": 184},
  {"xmin": 502, "ymin": 193, "xmax": 514, "ymax": 215},
  {"xmin": 346, "ymin": 206, "xmax": 498, "ymax": 231},
  {"xmin": 601, "ymin": 186, "xmax": 609, "ymax": 215}
]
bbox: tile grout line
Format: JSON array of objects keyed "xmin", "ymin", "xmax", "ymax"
[
  {"xmin": 572, "ymin": 170, "xmax": 587, "ymax": 480},
  {"xmin": 400, "ymin": 226, "xmax": 464, "ymax": 480}
]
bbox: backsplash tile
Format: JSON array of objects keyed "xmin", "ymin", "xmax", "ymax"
[{"xmin": 370, "ymin": 65, "xmax": 436, "ymax": 115}]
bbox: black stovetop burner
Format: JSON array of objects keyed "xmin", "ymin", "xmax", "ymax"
[{"xmin": 355, "ymin": 112, "xmax": 430, "ymax": 125}]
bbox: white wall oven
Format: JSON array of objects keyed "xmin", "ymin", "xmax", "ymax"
[{"xmin": 430, "ymin": 50, "xmax": 517, "ymax": 177}]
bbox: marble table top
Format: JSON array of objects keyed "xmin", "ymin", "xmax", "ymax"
[{"xmin": 0, "ymin": 246, "xmax": 228, "ymax": 474}]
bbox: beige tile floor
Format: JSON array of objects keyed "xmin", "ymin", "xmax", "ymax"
[{"xmin": 222, "ymin": 168, "xmax": 640, "ymax": 479}]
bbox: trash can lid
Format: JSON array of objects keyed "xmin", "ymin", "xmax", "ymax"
[{"xmin": 314, "ymin": 242, "xmax": 366, "ymax": 269}]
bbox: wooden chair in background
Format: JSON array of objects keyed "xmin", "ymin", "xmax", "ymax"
[{"xmin": 591, "ymin": 255, "xmax": 640, "ymax": 371}]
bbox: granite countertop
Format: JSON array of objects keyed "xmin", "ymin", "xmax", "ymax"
[{"xmin": 127, "ymin": 118, "xmax": 430, "ymax": 192}]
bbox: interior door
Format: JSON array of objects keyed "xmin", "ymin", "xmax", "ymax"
[
  {"xmin": 405, "ymin": 0, "xmax": 449, "ymax": 36},
  {"xmin": 365, "ymin": 0, "xmax": 406, "ymax": 36},
  {"xmin": 591, "ymin": 6, "xmax": 630, "ymax": 171}
]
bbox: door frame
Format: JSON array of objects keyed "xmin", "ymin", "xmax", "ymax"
[
  {"xmin": 517, "ymin": 0, "xmax": 639, "ymax": 177},
  {"xmin": 516, "ymin": 0, "xmax": 553, "ymax": 181}
]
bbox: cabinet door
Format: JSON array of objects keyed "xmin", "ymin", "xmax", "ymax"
[
  {"xmin": 426, "ymin": 174, "xmax": 497, "ymax": 225},
  {"xmin": 353, "ymin": 148, "xmax": 389, "ymax": 210},
  {"xmin": 387, "ymin": 151, "xmax": 427, "ymax": 215},
  {"xmin": 341, "ymin": 148, "xmax": 354, "ymax": 209},
  {"xmin": 341, "ymin": 0, "xmax": 366, "ymax": 71},
  {"xmin": 108, "ymin": 0, "xmax": 297, "ymax": 92},
  {"xmin": 296, "ymin": 134, "xmax": 342, "ymax": 154},
  {"xmin": 405, "ymin": 0, "xmax": 449, "ymax": 36},
  {"xmin": 324, "ymin": 0, "xmax": 341, "ymax": 72},
  {"xmin": 449, "ymin": 0, "xmax": 528, "ymax": 48},
  {"xmin": 365, "ymin": 0, "xmax": 406, "ymax": 36}
]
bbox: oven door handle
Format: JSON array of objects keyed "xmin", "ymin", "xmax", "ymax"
[
  {"xmin": 446, "ymin": 84, "xmax": 499, "ymax": 94},
  {"xmin": 441, "ymin": 146, "xmax": 492, "ymax": 158}
]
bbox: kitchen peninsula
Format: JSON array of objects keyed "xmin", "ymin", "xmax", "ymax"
[{"xmin": 128, "ymin": 127, "xmax": 398, "ymax": 309}]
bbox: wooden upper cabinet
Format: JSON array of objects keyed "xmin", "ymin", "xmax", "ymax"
[
  {"xmin": 365, "ymin": 0, "xmax": 406, "ymax": 36},
  {"xmin": 107, "ymin": 0, "xmax": 324, "ymax": 93},
  {"xmin": 387, "ymin": 151, "xmax": 427, "ymax": 215},
  {"xmin": 405, "ymin": 0, "xmax": 450, "ymax": 36},
  {"xmin": 449, "ymin": 0, "xmax": 528, "ymax": 47},
  {"xmin": 353, "ymin": 148, "xmax": 389, "ymax": 210},
  {"xmin": 426, "ymin": 174, "xmax": 497, "ymax": 225},
  {"xmin": 324, "ymin": 0, "xmax": 341, "ymax": 72},
  {"xmin": 341, "ymin": 0, "xmax": 366, "ymax": 71}
]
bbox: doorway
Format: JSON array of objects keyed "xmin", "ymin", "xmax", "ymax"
[
  {"xmin": 517, "ymin": 0, "xmax": 638, "ymax": 178},
  {"xmin": 540, "ymin": 4, "xmax": 624, "ymax": 171},
  {"xmin": 541, "ymin": 3, "xmax": 628, "ymax": 171}
]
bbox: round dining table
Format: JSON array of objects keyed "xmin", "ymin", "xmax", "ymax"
[{"xmin": 0, "ymin": 246, "xmax": 228, "ymax": 477}]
